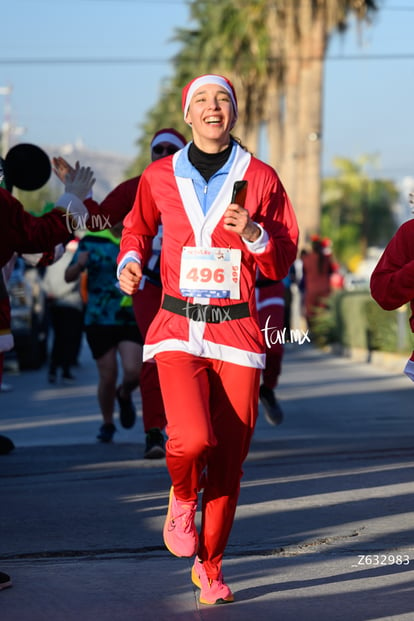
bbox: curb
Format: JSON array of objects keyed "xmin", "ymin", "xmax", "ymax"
[{"xmin": 325, "ymin": 343, "xmax": 410, "ymax": 375}]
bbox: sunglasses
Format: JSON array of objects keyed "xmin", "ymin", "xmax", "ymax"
[{"xmin": 152, "ymin": 145, "xmax": 179, "ymax": 156}]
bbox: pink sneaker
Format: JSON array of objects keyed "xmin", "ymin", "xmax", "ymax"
[
  {"xmin": 163, "ymin": 486, "xmax": 198, "ymax": 557},
  {"xmin": 191, "ymin": 557, "xmax": 234, "ymax": 605}
]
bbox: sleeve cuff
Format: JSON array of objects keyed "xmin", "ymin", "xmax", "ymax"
[
  {"xmin": 117, "ymin": 252, "xmax": 141, "ymax": 279},
  {"xmin": 242, "ymin": 224, "xmax": 269, "ymax": 253},
  {"xmin": 54, "ymin": 193, "xmax": 89, "ymax": 226}
]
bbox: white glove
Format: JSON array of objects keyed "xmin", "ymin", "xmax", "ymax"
[{"xmin": 64, "ymin": 162, "xmax": 95, "ymax": 200}]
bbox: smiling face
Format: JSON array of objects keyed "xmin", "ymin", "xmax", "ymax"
[{"xmin": 185, "ymin": 83, "xmax": 236, "ymax": 153}]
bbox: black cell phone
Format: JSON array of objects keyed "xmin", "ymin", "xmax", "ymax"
[{"xmin": 231, "ymin": 180, "xmax": 248, "ymax": 206}]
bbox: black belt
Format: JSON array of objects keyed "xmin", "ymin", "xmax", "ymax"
[
  {"xmin": 162, "ymin": 294, "xmax": 250, "ymax": 324},
  {"xmin": 256, "ymin": 278, "xmax": 281, "ymax": 288}
]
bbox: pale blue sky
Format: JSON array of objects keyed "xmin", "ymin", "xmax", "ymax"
[{"xmin": 1, "ymin": 0, "xmax": 413, "ymax": 186}]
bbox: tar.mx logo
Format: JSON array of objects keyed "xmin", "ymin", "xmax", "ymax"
[
  {"xmin": 64, "ymin": 208, "xmax": 111, "ymax": 233},
  {"xmin": 184, "ymin": 300, "xmax": 232, "ymax": 323},
  {"xmin": 261, "ymin": 315, "xmax": 310, "ymax": 347}
]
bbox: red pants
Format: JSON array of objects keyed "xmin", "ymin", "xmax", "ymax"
[
  {"xmin": 155, "ymin": 351, "xmax": 260, "ymax": 579},
  {"xmin": 132, "ymin": 282, "xmax": 166, "ymax": 432}
]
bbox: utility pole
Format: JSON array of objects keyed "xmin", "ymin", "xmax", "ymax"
[
  {"xmin": 0, "ymin": 85, "xmax": 12, "ymax": 157},
  {"xmin": 0, "ymin": 85, "xmax": 25, "ymax": 158}
]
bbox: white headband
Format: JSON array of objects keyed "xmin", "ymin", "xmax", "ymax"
[{"xmin": 183, "ymin": 75, "xmax": 238, "ymax": 120}]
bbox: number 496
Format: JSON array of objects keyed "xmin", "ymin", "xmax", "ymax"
[{"xmin": 186, "ymin": 267, "xmax": 225, "ymax": 283}]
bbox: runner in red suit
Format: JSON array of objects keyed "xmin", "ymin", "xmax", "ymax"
[
  {"xmin": 117, "ymin": 74, "xmax": 298, "ymax": 605},
  {"xmin": 0, "ymin": 143, "xmax": 94, "ymax": 456},
  {"xmin": 302, "ymin": 236, "xmax": 335, "ymax": 328},
  {"xmin": 53, "ymin": 129, "xmax": 187, "ymax": 458},
  {"xmin": 370, "ymin": 200, "xmax": 414, "ymax": 381}
]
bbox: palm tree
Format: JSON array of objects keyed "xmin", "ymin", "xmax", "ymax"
[
  {"xmin": 172, "ymin": 0, "xmax": 379, "ymax": 243},
  {"xmin": 321, "ymin": 154, "xmax": 398, "ymax": 266},
  {"xmin": 273, "ymin": 0, "xmax": 378, "ymax": 241},
  {"xmin": 128, "ymin": 0, "xmax": 379, "ymax": 244},
  {"xmin": 173, "ymin": 0, "xmax": 271, "ymax": 154},
  {"xmin": 128, "ymin": 0, "xmax": 272, "ymax": 172}
]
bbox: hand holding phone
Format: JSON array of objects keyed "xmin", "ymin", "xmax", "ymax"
[{"xmin": 231, "ymin": 180, "xmax": 248, "ymax": 207}]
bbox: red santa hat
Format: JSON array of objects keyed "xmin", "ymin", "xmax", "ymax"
[
  {"xmin": 182, "ymin": 74, "xmax": 238, "ymax": 122},
  {"xmin": 150, "ymin": 128, "xmax": 187, "ymax": 151}
]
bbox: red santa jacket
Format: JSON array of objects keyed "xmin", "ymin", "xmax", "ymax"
[
  {"xmin": 0, "ymin": 188, "xmax": 71, "ymax": 268},
  {"xmin": 84, "ymin": 176, "xmax": 140, "ymax": 230},
  {"xmin": 118, "ymin": 144, "xmax": 298, "ymax": 369},
  {"xmin": 370, "ymin": 219, "xmax": 414, "ymax": 333},
  {"xmin": 84, "ymin": 174, "xmax": 162, "ymax": 289},
  {"xmin": 0, "ymin": 188, "xmax": 72, "ymax": 352}
]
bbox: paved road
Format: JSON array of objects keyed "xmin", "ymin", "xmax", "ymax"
[{"xmin": 1, "ymin": 342, "xmax": 414, "ymax": 620}]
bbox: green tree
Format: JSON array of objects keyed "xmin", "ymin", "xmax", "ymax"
[
  {"xmin": 127, "ymin": 0, "xmax": 380, "ymax": 241},
  {"xmin": 125, "ymin": 0, "xmax": 266, "ymax": 175},
  {"xmin": 13, "ymin": 185, "xmax": 59, "ymax": 216},
  {"xmin": 274, "ymin": 0, "xmax": 378, "ymax": 240},
  {"xmin": 125, "ymin": 76, "xmax": 191, "ymax": 177},
  {"xmin": 176, "ymin": 0, "xmax": 271, "ymax": 152},
  {"xmin": 321, "ymin": 155, "xmax": 398, "ymax": 267}
]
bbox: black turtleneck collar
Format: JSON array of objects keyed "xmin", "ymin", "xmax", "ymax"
[{"xmin": 188, "ymin": 141, "xmax": 233, "ymax": 182}]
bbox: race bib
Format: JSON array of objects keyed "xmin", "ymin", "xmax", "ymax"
[{"xmin": 179, "ymin": 247, "xmax": 241, "ymax": 299}]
